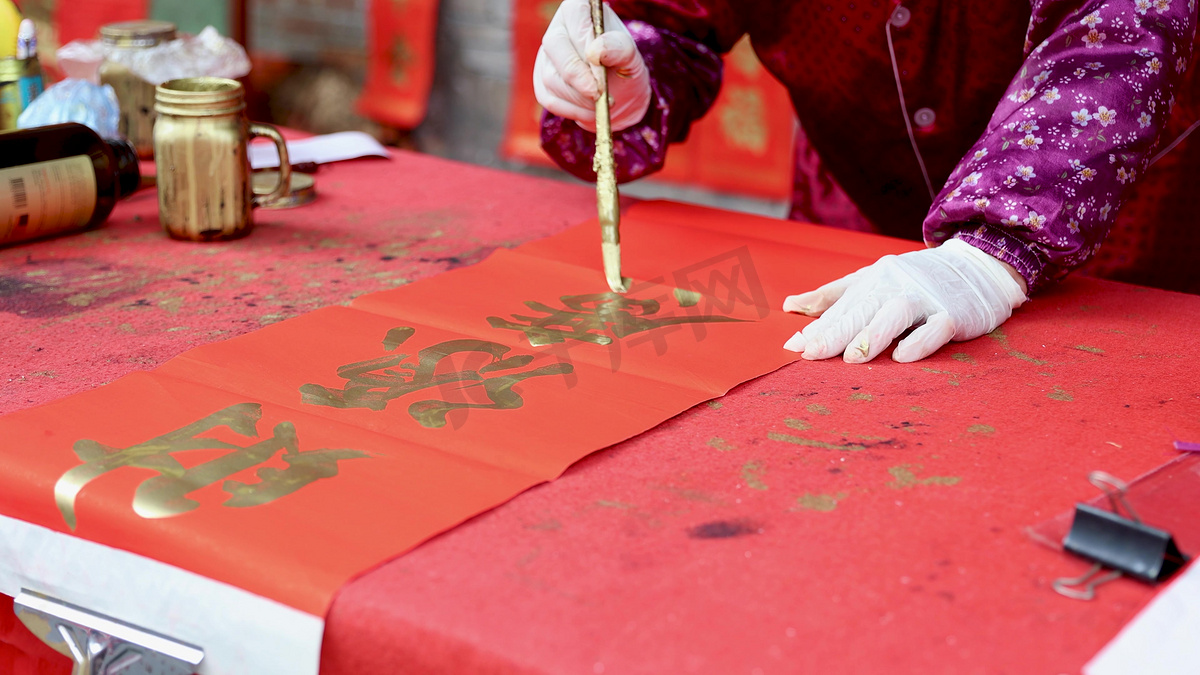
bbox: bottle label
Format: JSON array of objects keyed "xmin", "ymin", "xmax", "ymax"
[
  {"xmin": 0, "ymin": 155, "xmax": 97, "ymax": 243},
  {"xmin": 18, "ymin": 73, "xmax": 44, "ymax": 108}
]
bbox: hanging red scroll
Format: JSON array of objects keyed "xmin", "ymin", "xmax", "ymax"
[
  {"xmin": 503, "ymin": 0, "xmax": 796, "ymax": 200},
  {"xmin": 358, "ymin": 0, "xmax": 440, "ymax": 129}
]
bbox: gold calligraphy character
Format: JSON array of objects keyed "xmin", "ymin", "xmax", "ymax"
[
  {"xmin": 300, "ymin": 327, "xmax": 573, "ymax": 428},
  {"xmin": 486, "ymin": 292, "xmax": 745, "ymax": 347},
  {"xmin": 55, "ymin": 403, "xmax": 369, "ymax": 530}
]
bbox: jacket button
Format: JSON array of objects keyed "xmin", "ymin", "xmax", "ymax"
[
  {"xmin": 890, "ymin": 6, "xmax": 911, "ymax": 27},
  {"xmin": 913, "ymin": 107, "xmax": 936, "ymax": 128}
]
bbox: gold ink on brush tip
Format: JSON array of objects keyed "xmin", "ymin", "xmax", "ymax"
[
  {"xmin": 602, "ymin": 242, "xmax": 629, "ymax": 293},
  {"xmin": 590, "ymin": 0, "xmax": 626, "ymax": 294}
]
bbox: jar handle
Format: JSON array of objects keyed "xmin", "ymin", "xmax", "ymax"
[{"xmin": 249, "ymin": 123, "xmax": 292, "ymax": 207}]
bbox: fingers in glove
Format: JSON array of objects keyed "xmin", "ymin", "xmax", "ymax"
[
  {"xmin": 783, "ymin": 330, "xmax": 807, "ymax": 353},
  {"xmin": 782, "ymin": 270, "xmax": 861, "ymax": 316},
  {"xmin": 585, "ymin": 2, "xmax": 640, "ymax": 72},
  {"xmin": 585, "ymin": 31, "xmax": 642, "ymax": 73},
  {"xmin": 585, "ymin": 13, "xmax": 650, "ymax": 131},
  {"xmin": 843, "ymin": 296, "xmax": 921, "ymax": 364},
  {"xmin": 542, "ymin": 12, "xmax": 600, "ymax": 102},
  {"xmin": 609, "ymin": 94, "xmax": 650, "ymax": 132},
  {"xmin": 798, "ymin": 293, "xmax": 881, "ymax": 360},
  {"xmin": 892, "ymin": 311, "xmax": 956, "ymax": 363},
  {"xmin": 534, "ymin": 49, "xmax": 598, "ymax": 125}
]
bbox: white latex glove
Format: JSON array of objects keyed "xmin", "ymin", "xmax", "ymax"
[
  {"xmin": 533, "ymin": 0, "xmax": 652, "ymax": 132},
  {"xmin": 782, "ymin": 239, "xmax": 1027, "ymax": 363}
]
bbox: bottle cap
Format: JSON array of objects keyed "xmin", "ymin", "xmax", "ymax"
[
  {"xmin": 100, "ymin": 20, "xmax": 176, "ymax": 48},
  {"xmin": 105, "ymin": 138, "xmax": 141, "ymax": 199},
  {"xmin": 15, "ymin": 18, "xmax": 34, "ymax": 59}
]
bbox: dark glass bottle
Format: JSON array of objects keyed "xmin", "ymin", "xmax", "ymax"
[{"xmin": 0, "ymin": 122, "xmax": 141, "ymax": 246}]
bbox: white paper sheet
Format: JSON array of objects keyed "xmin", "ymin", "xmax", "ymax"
[
  {"xmin": 249, "ymin": 131, "xmax": 391, "ymax": 169},
  {"xmin": 1084, "ymin": 562, "xmax": 1200, "ymax": 675},
  {"xmin": 0, "ymin": 514, "xmax": 323, "ymax": 675}
]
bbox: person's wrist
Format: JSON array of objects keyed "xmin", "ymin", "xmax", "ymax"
[
  {"xmin": 939, "ymin": 239, "xmax": 1027, "ymax": 313},
  {"xmin": 998, "ymin": 260, "xmax": 1028, "ymax": 296}
]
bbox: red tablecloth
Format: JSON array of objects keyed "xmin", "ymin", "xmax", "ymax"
[{"xmin": 2, "ymin": 149, "xmax": 1199, "ymax": 674}]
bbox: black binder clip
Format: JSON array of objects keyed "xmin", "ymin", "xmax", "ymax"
[{"xmin": 1053, "ymin": 471, "xmax": 1189, "ymax": 601}]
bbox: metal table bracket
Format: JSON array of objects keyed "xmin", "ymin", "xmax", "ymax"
[{"xmin": 14, "ymin": 589, "xmax": 204, "ymax": 675}]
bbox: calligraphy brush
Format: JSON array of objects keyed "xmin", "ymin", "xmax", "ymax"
[{"xmin": 589, "ymin": 0, "xmax": 629, "ymax": 294}]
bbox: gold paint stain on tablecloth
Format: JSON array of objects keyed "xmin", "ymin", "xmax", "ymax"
[
  {"xmin": 887, "ymin": 465, "xmax": 962, "ymax": 490},
  {"xmin": 707, "ymin": 437, "xmax": 737, "ymax": 452},
  {"xmin": 792, "ymin": 492, "xmax": 847, "ymax": 512},
  {"xmin": 785, "ymin": 418, "xmax": 811, "ymax": 431},
  {"xmin": 1048, "ymin": 386, "xmax": 1074, "ymax": 401},
  {"xmin": 741, "ymin": 461, "xmax": 768, "ymax": 490},
  {"xmin": 768, "ymin": 432, "xmax": 867, "ymax": 452}
]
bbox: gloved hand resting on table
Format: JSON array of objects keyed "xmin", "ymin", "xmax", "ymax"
[
  {"xmin": 533, "ymin": 0, "xmax": 651, "ymax": 132},
  {"xmin": 783, "ymin": 239, "xmax": 1028, "ymax": 363}
]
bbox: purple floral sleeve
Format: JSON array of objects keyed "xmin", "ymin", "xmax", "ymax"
[
  {"xmin": 539, "ymin": 20, "xmax": 725, "ymax": 183},
  {"xmin": 925, "ymin": 0, "xmax": 1198, "ymax": 291}
]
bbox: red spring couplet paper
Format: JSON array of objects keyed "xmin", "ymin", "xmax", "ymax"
[{"xmin": 0, "ymin": 202, "xmax": 917, "ymax": 620}]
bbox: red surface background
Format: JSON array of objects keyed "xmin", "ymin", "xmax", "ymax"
[{"xmin": 2, "ymin": 150, "xmax": 1199, "ymax": 674}]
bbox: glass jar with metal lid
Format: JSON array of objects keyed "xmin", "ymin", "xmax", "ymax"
[{"xmin": 98, "ymin": 20, "xmax": 177, "ymax": 158}]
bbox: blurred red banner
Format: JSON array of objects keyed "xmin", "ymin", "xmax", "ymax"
[{"xmin": 358, "ymin": 0, "xmax": 440, "ymax": 129}]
